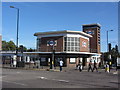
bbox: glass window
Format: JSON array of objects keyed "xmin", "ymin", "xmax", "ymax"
[
  {"xmin": 64, "ymin": 37, "xmax": 80, "ymax": 52},
  {"xmin": 37, "ymin": 38, "xmax": 41, "ymax": 51},
  {"xmin": 67, "ymin": 37, "xmax": 70, "ymax": 41},
  {"xmin": 69, "ymin": 58, "xmax": 76, "ymax": 64},
  {"xmin": 71, "ymin": 37, "xmax": 74, "ymax": 41}
]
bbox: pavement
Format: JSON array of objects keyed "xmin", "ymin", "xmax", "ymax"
[{"xmin": 2, "ymin": 64, "xmax": 118, "ymax": 74}]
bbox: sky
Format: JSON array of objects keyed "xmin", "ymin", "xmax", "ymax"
[{"xmin": 2, "ymin": 2, "xmax": 118, "ymax": 52}]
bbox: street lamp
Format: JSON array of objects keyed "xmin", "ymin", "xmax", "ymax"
[
  {"xmin": 10, "ymin": 6, "xmax": 19, "ymax": 57},
  {"xmin": 107, "ymin": 30, "xmax": 113, "ymax": 52}
]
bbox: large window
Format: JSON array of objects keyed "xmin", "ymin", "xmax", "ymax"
[
  {"xmin": 37, "ymin": 38, "xmax": 41, "ymax": 51},
  {"xmin": 64, "ymin": 37, "xmax": 80, "ymax": 52}
]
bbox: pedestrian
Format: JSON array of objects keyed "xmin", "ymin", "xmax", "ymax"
[
  {"xmin": 52, "ymin": 60, "xmax": 54, "ymax": 69},
  {"xmin": 78, "ymin": 62, "xmax": 83, "ymax": 72},
  {"xmin": 93, "ymin": 59, "xmax": 98, "ymax": 72},
  {"xmin": 109, "ymin": 61, "xmax": 112, "ymax": 72},
  {"xmin": 59, "ymin": 59, "xmax": 63, "ymax": 72},
  {"xmin": 88, "ymin": 60, "xmax": 93, "ymax": 72},
  {"xmin": 106, "ymin": 63, "xmax": 110, "ymax": 73}
]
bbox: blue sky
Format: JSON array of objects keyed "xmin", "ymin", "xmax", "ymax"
[{"xmin": 2, "ymin": 2, "xmax": 118, "ymax": 52}]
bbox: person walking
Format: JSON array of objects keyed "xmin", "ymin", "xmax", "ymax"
[
  {"xmin": 78, "ymin": 62, "xmax": 83, "ymax": 72},
  {"xmin": 59, "ymin": 59, "xmax": 63, "ymax": 72},
  {"xmin": 109, "ymin": 61, "xmax": 112, "ymax": 72},
  {"xmin": 88, "ymin": 60, "xmax": 93, "ymax": 72},
  {"xmin": 106, "ymin": 63, "xmax": 110, "ymax": 73},
  {"xmin": 93, "ymin": 59, "xmax": 98, "ymax": 72}
]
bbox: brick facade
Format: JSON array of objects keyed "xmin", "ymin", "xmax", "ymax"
[
  {"xmin": 80, "ymin": 37, "xmax": 89, "ymax": 52},
  {"xmin": 40, "ymin": 36, "xmax": 63, "ymax": 52},
  {"xmin": 83, "ymin": 24, "xmax": 101, "ymax": 53}
]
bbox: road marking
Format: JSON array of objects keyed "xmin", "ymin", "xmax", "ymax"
[
  {"xmin": 58, "ymin": 80, "xmax": 69, "ymax": 83},
  {"xmin": 52, "ymin": 79, "xmax": 69, "ymax": 83},
  {"xmin": 16, "ymin": 72, "xmax": 21, "ymax": 74},
  {"xmin": 37, "ymin": 76, "xmax": 69, "ymax": 83},
  {"xmin": 38, "ymin": 76, "xmax": 47, "ymax": 80},
  {"xmin": 3, "ymin": 80, "xmax": 27, "ymax": 86}
]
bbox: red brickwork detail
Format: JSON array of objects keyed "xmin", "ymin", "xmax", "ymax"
[
  {"xmin": 40, "ymin": 36, "xmax": 63, "ymax": 52},
  {"xmin": 80, "ymin": 37, "xmax": 89, "ymax": 52}
]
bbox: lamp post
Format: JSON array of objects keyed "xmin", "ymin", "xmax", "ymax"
[
  {"xmin": 48, "ymin": 40, "xmax": 56, "ymax": 69},
  {"xmin": 107, "ymin": 30, "xmax": 113, "ymax": 52},
  {"xmin": 10, "ymin": 6, "xmax": 19, "ymax": 57}
]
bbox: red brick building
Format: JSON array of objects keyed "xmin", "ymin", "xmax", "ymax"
[
  {"xmin": 34, "ymin": 28, "xmax": 101, "ymax": 68},
  {"xmin": 83, "ymin": 23, "xmax": 101, "ymax": 53}
]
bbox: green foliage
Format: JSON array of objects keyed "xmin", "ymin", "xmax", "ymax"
[
  {"xmin": 18, "ymin": 45, "xmax": 27, "ymax": 52},
  {"xmin": 27, "ymin": 48, "xmax": 36, "ymax": 52},
  {"xmin": 2, "ymin": 40, "xmax": 16, "ymax": 51},
  {"xmin": 2, "ymin": 41, "xmax": 28, "ymax": 52},
  {"xmin": 103, "ymin": 45, "xmax": 119, "ymax": 64}
]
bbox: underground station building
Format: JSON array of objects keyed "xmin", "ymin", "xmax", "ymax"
[{"xmin": 30, "ymin": 23, "xmax": 101, "ymax": 68}]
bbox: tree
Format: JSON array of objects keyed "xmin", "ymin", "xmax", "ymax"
[
  {"xmin": 103, "ymin": 45, "xmax": 119, "ymax": 64},
  {"xmin": 2, "ymin": 41, "xmax": 8, "ymax": 51},
  {"xmin": 2, "ymin": 40, "xmax": 16, "ymax": 51},
  {"xmin": 18, "ymin": 45, "xmax": 27, "ymax": 52},
  {"xmin": 7, "ymin": 41, "xmax": 16, "ymax": 51},
  {"xmin": 27, "ymin": 48, "xmax": 36, "ymax": 52},
  {"xmin": 2, "ymin": 40, "xmax": 34, "ymax": 52}
]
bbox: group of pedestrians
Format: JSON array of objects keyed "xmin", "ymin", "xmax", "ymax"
[
  {"xmin": 76, "ymin": 59, "xmax": 98, "ymax": 72},
  {"xmin": 76, "ymin": 59, "xmax": 113, "ymax": 73},
  {"xmin": 88, "ymin": 59, "xmax": 98, "ymax": 72}
]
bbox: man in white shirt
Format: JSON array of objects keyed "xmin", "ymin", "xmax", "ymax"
[{"xmin": 59, "ymin": 59, "xmax": 63, "ymax": 72}]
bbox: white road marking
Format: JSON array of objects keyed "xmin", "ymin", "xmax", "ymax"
[
  {"xmin": 52, "ymin": 78, "xmax": 69, "ymax": 83},
  {"xmin": 3, "ymin": 80, "xmax": 27, "ymax": 86},
  {"xmin": 38, "ymin": 77, "xmax": 47, "ymax": 80},
  {"xmin": 16, "ymin": 72, "xmax": 20, "ymax": 74},
  {"xmin": 58, "ymin": 80, "xmax": 69, "ymax": 83},
  {"xmin": 37, "ymin": 76, "xmax": 69, "ymax": 83}
]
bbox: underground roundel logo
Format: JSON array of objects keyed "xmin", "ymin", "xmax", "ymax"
[
  {"xmin": 82, "ymin": 41, "xmax": 87, "ymax": 48},
  {"xmin": 48, "ymin": 40, "xmax": 55, "ymax": 46}
]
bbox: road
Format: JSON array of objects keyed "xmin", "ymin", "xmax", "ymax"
[{"xmin": 1, "ymin": 68, "xmax": 119, "ymax": 89}]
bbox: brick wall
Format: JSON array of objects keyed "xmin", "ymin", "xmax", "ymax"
[
  {"xmin": 80, "ymin": 37, "xmax": 89, "ymax": 52},
  {"xmin": 83, "ymin": 28, "xmax": 100, "ymax": 53},
  {"xmin": 40, "ymin": 36, "xmax": 63, "ymax": 52}
]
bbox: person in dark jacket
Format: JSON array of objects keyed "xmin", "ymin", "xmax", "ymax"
[
  {"xmin": 88, "ymin": 60, "xmax": 93, "ymax": 72},
  {"xmin": 93, "ymin": 59, "xmax": 98, "ymax": 72}
]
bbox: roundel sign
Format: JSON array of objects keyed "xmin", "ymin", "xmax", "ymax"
[
  {"xmin": 48, "ymin": 40, "xmax": 55, "ymax": 46},
  {"xmin": 82, "ymin": 41, "xmax": 87, "ymax": 48}
]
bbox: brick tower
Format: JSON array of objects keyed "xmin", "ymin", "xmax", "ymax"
[{"xmin": 82, "ymin": 23, "xmax": 101, "ymax": 53}]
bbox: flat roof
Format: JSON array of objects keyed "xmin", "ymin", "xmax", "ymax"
[
  {"xmin": 82, "ymin": 23, "xmax": 101, "ymax": 27},
  {"xmin": 34, "ymin": 30, "xmax": 92, "ymax": 37}
]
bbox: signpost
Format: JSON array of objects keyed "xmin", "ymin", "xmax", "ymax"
[{"xmin": 48, "ymin": 40, "xmax": 56, "ymax": 69}]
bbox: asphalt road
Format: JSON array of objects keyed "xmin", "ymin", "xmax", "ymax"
[{"xmin": 1, "ymin": 68, "xmax": 119, "ymax": 89}]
